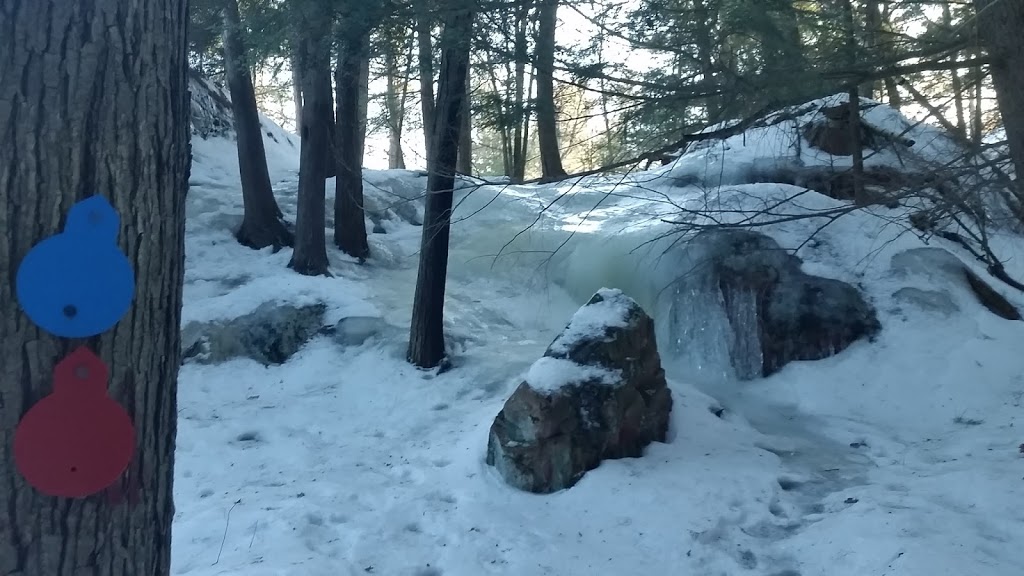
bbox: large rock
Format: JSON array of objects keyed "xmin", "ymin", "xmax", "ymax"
[
  {"xmin": 889, "ymin": 247, "xmax": 1020, "ymax": 320},
  {"xmin": 677, "ymin": 229, "xmax": 881, "ymax": 378},
  {"xmin": 182, "ymin": 302, "xmax": 326, "ymax": 365},
  {"xmin": 486, "ymin": 289, "xmax": 673, "ymax": 493}
]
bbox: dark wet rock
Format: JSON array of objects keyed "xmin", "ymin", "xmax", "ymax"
[
  {"xmin": 683, "ymin": 229, "xmax": 881, "ymax": 378},
  {"xmin": 486, "ymin": 289, "xmax": 673, "ymax": 494},
  {"xmin": 964, "ymin": 267, "xmax": 1021, "ymax": 320},
  {"xmin": 182, "ymin": 302, "xmax": 327, "ymax": 365}
]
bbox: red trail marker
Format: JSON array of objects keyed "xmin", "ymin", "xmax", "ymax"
[{"xmin": 14, "ymin": 346, "xmax": 135, "ymax": 498}]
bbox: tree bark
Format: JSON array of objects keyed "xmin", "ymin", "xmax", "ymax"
[
  {"xmin": 408, "ymin": 0, "xmax": 475, "ymax": 369},
  {"xmin": 943, "ymin": 3, "xmax": 967, "ymax": 140},
  {"xmin": 357, "ymin": 51, "xmax": 370, "ymax": 169},
  {"xmin": 335, "ymin": 32, "xmax": 371, "ymax": 260},
  {"xmin": 385, "ymin": 45, "xmax": 408, "ymax": 169},
  {"xmin": 840, "ymin": 0, "xmax": 867, "ymax": 205},
  {"xmin": 457, "ymin": 63, "xmax": 473, "ymax": 175},
  {"xmin": 291, "ymin": 47, "xmax": 304, "ymax": 132},
  {"xmin": 535, "ymin": 0, "xmax": 566, "ymax": 180},
  {"xmin": 0, "ymin": 0, "xmax": 188, "ymax": 574},
  {"xmin": 884, "ymin": 77, "xmax": 902, "ymax": 110},
  {"xmin": 416, "ymin": 9, "xmax": 436, "ymax": 167},
  {"xmin": 510, "ymin": 0, "xmax": 531, "ymax": 182},
  {"xmin": 975, "ymin": 0, "xmax": 1024, "ymax": 197},
  {"xmin": 222, "ymin": 0, "xmax": 294, "ymax": 250},
  {"xmin": 289, "ymin": 12, "xmax": 332, "ymax": 276},
  {"xmin": 691, "ymin": 0, "xmax": 720, "ymax": 121}
]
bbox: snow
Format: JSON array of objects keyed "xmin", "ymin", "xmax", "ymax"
[
  {"xmin": 547, "ymin": 287, "xmax": 632, "ymax": 355},
  {"xmin": 172, "ymin": 94, "xmax": 1024, "ymax": 576},
  {"xmin": 525, "ymin": 356, "xmax": 621, "ymax": 395}
]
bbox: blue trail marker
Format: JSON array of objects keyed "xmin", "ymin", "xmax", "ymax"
[{"xmin": 15, "ymin": 195, "xmax": 135, "ymax": 338}]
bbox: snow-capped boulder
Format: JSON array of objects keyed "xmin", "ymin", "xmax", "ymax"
[
  {"xmin": 486, "ymin": 289, "xmax": 673, "ymax": 493},
  {"xmin": 677, "ymin": 229, "xmax": 881, "ymax": 378},
  {"xmin": 889, "ymin": 247, "xmax": 1020, "ymax": 320},
  {"xmin": 181, "ymin": 302, "xmax": 326, "ymax": 365}
]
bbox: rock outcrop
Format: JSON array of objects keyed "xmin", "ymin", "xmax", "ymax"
[
  {"xmin": 486, "ymin": 289, "xmax": 673, "ymax": 494},
  {"xmin": 677, "ymin": 229, "xmax": 881, "ymax": 378},
  {"xmin": 182, "ymin": 302, "xmax": 326, "ymax": 365},
  {"xmin": 889, "ymin": 247, "xmax": 1020, "ymax": 320}
]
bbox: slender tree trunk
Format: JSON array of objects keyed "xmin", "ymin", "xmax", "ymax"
[
  {"xmin": 385, "ymin": 42, "xmax": 408, "ymax": 169},
  {"xmin": 535, "ymin": 0, "xmax": 566, "ymax": 180},
  {"xmin": 972, "ymin": 62, "xmax": 984, "ymax": 146},
  {"xmin": 692, "ymin": 0, "xmax": 719, "ymax": 121},
  {"xmin": 840, "ymin": 0, "xmax": 866, "ymax": 205},
  {"xmin": 291, "ymin": 48, "xmax": 304, "ymax": 131},
  {"xmin": 289, "ymin": 15, "xmax": 332, "ymax": 276},
  {"xmin": 862, "ymin": 0, "xmax": 885, "ymax": 100},
  {"xmin": 513, "ymin": 66, "xmax": 535, "ymax": 180},
  {"xmin": 457, "ymin": 64, "xmax": 473, "ymax": 174},
  {"xmin": 510, "ymin": 0, "xmax": 531, "ymax": 182},
  {"xmin": 485, "ymin": 61, "xmax": 513, "ymax": 174},
  {"xmin": 408, "ymin": 0, "xmax": 475, "ymax": 369},
  {"xmin": 335, "ymin": 32, "xmax": 371, "ymax": 260},
  {"xmin": 943, "ymin": 3, "xmax": 967, "ymax": 139},
  {"xmin": 0, "ymin": 0, "xmax": 188, "ymax": 573},
  {"xmin": 975, "ymin": 0, "xmax": 1024, "ymax": 198},
  {"xmin": 323, "ymin": 106, "xmax": 338, "ymax": 179},
  {"xmin": 884, "ymin": 77, "xmax": 902, "ymax": 109},
  {"xmin": 222, "ymin": 0, "xmax": 293, "ymax": 250},
  {"xmin": 416, "ymin": 10, "xmax": 436, "ymax": 167},
  {"xmin": 357, "ymin": 52, "xmax": 370, "ymax": 168}
]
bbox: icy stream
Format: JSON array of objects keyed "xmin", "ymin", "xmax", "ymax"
[{"xmin": 444, "ymin": 179, "xmax": 769, "ymax": 386}]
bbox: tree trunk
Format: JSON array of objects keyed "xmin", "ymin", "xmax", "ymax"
[
  {"xmin": 513, "ymin": 66, "xmax": 535, "ymax": 180},
  {"xmin": 943, "ymin": 3, "xmax": 967, "ymax": 140},
  {"xmin": 324, "ymin": 109, "xmax": 338, "ymax": 179},
  {"xmin": 840, "ymin": 0, "xmax": 867, "ymax": 205},
  {"xmin": 972, "ymin": 61, "xmax": 984, "ymax": 146},
  {"xmin": 335, "ymin": 33, "xmax": 371, "ymax": 260},
  {"xmin": 975, "ymin": 0, "xmax": 1024, "ymax": 197},
  {"xmin": 357, "ymin": 52, "xmax": 371, "ymax": 169},
  {"xmin": 884, "ymin": 77, "xmax": 902, "ymax": 110},
  {"xmin": 486, "ymin": 61, "xmax": 513, "ymax": 174},
  {"xmin": 535, "ymin": 0, "xmax": 566, "ymax": 180},
  {"xmin": 692, "ymin": 0, "xmax": 720, "ymax": 121},
  {"xmin": 291, "ymin": 48, "xmax": 304, "ymax": 131},
  {"xmin": 408, "ymin": 0, "xmax": 474, "ymax": 369},
  {"xmin": 222, "ymin": 0, "xmax": 294, "ymax": 250},
  {"xmin": 457, "ymin": 63, "xmax": 473, "ymax": 174},
  {"xmin": 416, "ymin": 10, "xmax": 436, "ymax": 167},
  {"xmin": 385, "ymin": 43, "xmax": 408, "ymax": 169},
  {"xmin": 289, "ymin": 15, "xmax": 332, "ymax": 276},
  {"xmin": 0, "ymin": 0, "xmax": 188, "ymax": 574},
  {"xmin": 847, "ymin": 88, "xmax": 867, "ymax": 205},
  {"xmin": 510, "ymin": 0, "xmax": 531, "ymax": 182}
]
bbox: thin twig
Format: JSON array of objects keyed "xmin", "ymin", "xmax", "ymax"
[{"xmin": 214, "ymin": 499, "xmax": 242, "ymax": 565}]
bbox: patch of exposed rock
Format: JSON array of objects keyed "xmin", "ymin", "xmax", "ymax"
[
  {"xmin": 889, "ymin": 247, "xmax": 1020, "ymax": 320},
  {"xmin": 672, "ymin": 229, "xmax": 881, "ymax": 378},
  {"xmin": 182, "ymin": 302, "xmax": 326, "ymax": 365},
  {"xmin": 486, "ymin": 289, "xmax": 673, "ymax": 493}
]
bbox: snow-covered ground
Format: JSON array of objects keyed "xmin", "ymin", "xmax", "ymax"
[{"xmin": 172, "ymin": 101, "xmax": 1024, "ymax": 576}]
